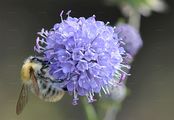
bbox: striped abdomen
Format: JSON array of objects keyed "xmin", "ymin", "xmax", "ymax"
[{"xmin": 37, "ymin": 79, "xmax": 64, "ymax": 102}]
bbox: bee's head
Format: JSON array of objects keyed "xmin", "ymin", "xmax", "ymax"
[
  {"xmin": 20, "ymin": 56, "xmax": 44, "ymax": 83},
  {"xmin": 26, "ymin": 56, "xmax": 44, "ymax": 64}
]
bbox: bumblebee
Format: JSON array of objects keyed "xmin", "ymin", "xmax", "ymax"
[{"xmin": 16, "ymin": 56, "xmax": 65, "ymax": 115}]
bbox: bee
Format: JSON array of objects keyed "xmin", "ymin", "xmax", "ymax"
[{"xmin": 16, "ymin": 56, "xmax": 65, "ymax": 115}]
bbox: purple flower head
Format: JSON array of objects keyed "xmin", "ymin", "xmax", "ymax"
[
  {"xmin": 115, "ymin": 24, "xmax": 143, "ymax": 57},
  {"xmin": 34, "ymin": 11, "xmax": 130, "ymax": 104}
]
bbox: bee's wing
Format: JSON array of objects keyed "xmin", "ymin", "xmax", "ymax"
[
  {"xmin": 16, "ymin": 84, "xmax": 29, "ymax": 115},
  {"xmin": 30, "ymin": 69, "xmax": 40, "ymax": 96}
]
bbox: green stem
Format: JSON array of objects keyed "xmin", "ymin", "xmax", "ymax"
[
  {"xmin": 128, "ymin": 8, "xmax": 141, "ymax": 31},
  {"xmin": 82, "ymin": 98, "xmax": 99, "ymax": 120},
  {"xmin": 103, "ymin": 102, "xmax": 121, "ymax": 120}
]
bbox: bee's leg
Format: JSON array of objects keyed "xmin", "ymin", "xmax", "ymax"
[{"xmin": 40, "ymin": 64, "xmax": 49, "ymax": 74}]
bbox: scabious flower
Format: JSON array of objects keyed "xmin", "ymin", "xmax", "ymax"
[
  {"xmin": 34, "ymin": 11, "xmax": 130, "ymax": 104},
  {"xmin": 114, "ymin": 24, "xmax": 143, "ymax": 63}
]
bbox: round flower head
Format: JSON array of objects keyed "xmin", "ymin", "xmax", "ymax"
[
  {"xmin": 34, "ymin": 11, "xmax": 130, "ymax": 104},
  {"xmin": 114, "ymin": 24, "xmax": 143, "ymax": 64},
  {"xmin": 115, "ymin": 24, "xmax": 143, "ymax": 57}
]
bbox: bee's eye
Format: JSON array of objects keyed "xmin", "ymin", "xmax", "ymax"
[
  {"xmin": 31, "ymin": 57, "xmax": 40, "ymax": 63},
  {"xmin": 30, "ymin": 56, "xmax": 50, "ymax": 66},
  {"xmin": 31, "ymin": 57, "xmax": 37, "ymax": 61}
]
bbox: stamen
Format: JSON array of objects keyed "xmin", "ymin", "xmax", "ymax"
[
  {"xmin": 106, "ymin": 22, "xmax": 110, "ymax": 25},
  {"xmin": 39, "ymin": 38, "xmax": 47, "ymax": 44},
  {"xmin": 66, "ymin": 10, "xmax": 71, "ymax": 17},
  {"xmin": 91, "ymin": 89, "xmax": 95, "ymax": 96},
  {"xmin": 37, "ymin": 29, "xmax": 48, "ymax": 38},
  {"xmin": 120, "ymin": 64, "xmax": 131, "ymax": 69},
  {"xmin": 102, "ymin": 86, "xmax": 107, "ymax": 94},
  {"xmin": 118, "ymin": 68, "xmax": 131, "ymax": 76},
  {"xmin": 37, "ymin": 46, "xmax": 45, "ymax": 51},
  {"xmin": 72, "ymin": 89, "xmax": 78, "ymax": 105},
  {"xmin": 108, "ymin": 81, "xmax": 114, "ymax": 86},
  {"xmin": 72, "ymin": 80, "xmax": 78, "ymax": 105},
  {"xmin": 119, "ymin": 74, "xmax": 126, "ymax": 83},
  {"xmin": 86, "ymin": 92, "xmax": 96, "ymax": 103},
  {"xmin": 60, "ymin": 10, "xmax": 64, "ymax": 22},
  {"xmin": 34, "ymin": 46, "xmax": 41, "ymax": 53},
  {"xmin": 105, "ymin": 86, "xmax": 110, "ymax": 94}
]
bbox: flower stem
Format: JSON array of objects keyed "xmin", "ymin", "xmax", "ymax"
[
  {"xmin": 128, "ymin": 8, "xmax": 141, "ymax": 31},
  {"xmin": 103, "ymin": 102, "xmax": 120, "ymax": 120},
  {"xmin": 82, "ymin": 98, "xmax": 99, "ymax": 120}
]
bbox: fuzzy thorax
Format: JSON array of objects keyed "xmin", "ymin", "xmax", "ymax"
[{"xmin": 20, "ymin": 60, "xmax": 41, "ymax": 83}]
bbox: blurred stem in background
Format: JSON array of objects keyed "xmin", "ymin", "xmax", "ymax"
[
  {"xmin": 102, "ymin": 86, "xmax": 128, "ymax": 120},
  {"xmin": 82, "ymin": 98, "xmax": 99, "ymax": 120},
  {"xmin": 127, "ymin": 8, "xmax": 141, "ymax": 30},
  {"xmin": 103, "ymin": 100, "xmax": 122, "ymax": 120},
  {"xmin": 103, "ymin": 104, "xmax": 119, "ymax": 120}
]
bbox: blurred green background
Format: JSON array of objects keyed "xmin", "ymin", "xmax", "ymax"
[{"xmin": 0, "ymin": 0, "xmax": 174, "ymax": 120}]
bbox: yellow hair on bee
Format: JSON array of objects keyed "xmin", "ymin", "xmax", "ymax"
[
  {"xmin": 21, "ymin": 62, "xmax": 33, "ymax": 81},
  {"xmin": 21, "ymin": 58, "xmax": 42, "ymax": 83}
]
